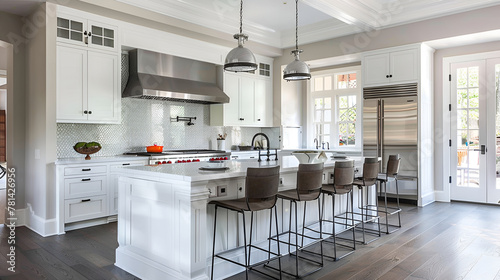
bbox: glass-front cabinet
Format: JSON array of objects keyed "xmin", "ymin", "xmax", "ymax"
[{"xmin": 56, "ymin": 13, "xmax": 118, "ymax": 52}]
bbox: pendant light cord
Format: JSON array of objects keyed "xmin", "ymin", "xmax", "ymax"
[
  {"xmin": 295, "ymin": 0, "xmax": 299, "ymax": 51},
  {"xmin": 239, "ymin": 0, "xmax": 243, "ymax": 34}
]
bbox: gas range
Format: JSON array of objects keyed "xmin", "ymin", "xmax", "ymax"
[{"xmin": 126, "ymin": 149, "xmax": 231, "ymax": 165}]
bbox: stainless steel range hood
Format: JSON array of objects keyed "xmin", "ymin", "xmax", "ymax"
[{"xmin": 123, "ymin": 49, "xmax": 229, "ymax": 104}]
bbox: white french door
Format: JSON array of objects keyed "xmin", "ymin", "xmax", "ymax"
[
  {"xmin": 486, "ymin": 58, "xmax": 500, "ymax": 204},
  {"xmin": 450, "ymin": 59, "xmax": 500, "ymax": 204}
]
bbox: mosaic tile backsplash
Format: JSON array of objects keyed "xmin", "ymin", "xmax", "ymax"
[{"xmin": 57, "ymin": 98, "xmax": 280, "ymax": 158}]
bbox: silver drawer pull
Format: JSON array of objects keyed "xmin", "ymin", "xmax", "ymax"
[
  {"xmin": 82, "ymin": 168, "xmax": 91, "ymax": 171},
  {"xmin": 122, "ymin": 163, "xmax": 131, "ymax": 166},
  {"xmin": 81, "ymin": 199, "xmax": 91, "ymax": 202},
  {"xmin": 81, "ymin": 178, "xmax": 91, "ymax": 181}
]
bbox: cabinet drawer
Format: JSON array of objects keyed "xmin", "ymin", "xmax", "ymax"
[
  {"xmin": 109, "ymin": 160, "xmax": 147, "ymax": 171},
  {"xmin": 64, "ymin": 176, "xmax": 107, "ymax": 199},
  {"xmin": 64, "ymin": 165, "xmax": 107, "ymax": 176},
  {"xmin": 65, "ymin": 195, "xmax": 108, "ymax": 223}
]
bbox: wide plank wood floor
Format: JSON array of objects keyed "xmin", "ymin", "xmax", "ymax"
[{"xmin": 1, "ymin": 201, "xmax": 500, "ymax": 279}]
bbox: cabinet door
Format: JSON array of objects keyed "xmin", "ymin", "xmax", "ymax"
[
  {"xmin": 56, "ymin": 15, "xmax": 87, "ymax": 47},
  {"xmin": 88, "ymin": 21, "xmax": 118, "ymax": 52},
  {"xmin": 363, "ymin": 53, "xmax": 390, "ymax": 87},
  {"xmin": 87, "ymin": 51, "xmax": 120, "ymax": 123},
  {"xmin": 57, "ymin": 45, "xmax": 88, "ymax": 122},
  {"xmin": 239, "ymin": 76, "xmax": 255, "ymax": 125},
  {"xmin": 254, "ymin": 78, "xmax": 273, "ymax": 126},
  {"xmin": 390, "ymin": 48, "xmax": 418, "ymax": 84},
  {"xmin": 223, "ymin": 73, "xmax": 240, "ymax": 126}
]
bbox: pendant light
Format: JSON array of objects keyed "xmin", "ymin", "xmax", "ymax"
[
  {"xmin": 224, "ymin": 0, "xmax": 258, "ymax": 72},
  {"xmin": 283, "ymin": 0, "xmax": 311, "ymax": 81}
]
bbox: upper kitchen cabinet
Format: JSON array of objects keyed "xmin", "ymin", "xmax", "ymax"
[
  {"xmin": 211, "ymin": 63, "xmax": 273, "ymax": 127},
  {"xmin": 56, "ymin": 13, "xmax": 119, "ymax": 53},
  {"xmin": 363, "ymin": 47, "xmax": 418, "ymax": 87},
  {"xmin": 56, "ymin": 44, "xmax": 120, "ymax": 124}
]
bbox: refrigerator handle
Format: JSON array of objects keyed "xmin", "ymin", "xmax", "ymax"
[{"xmin": 380, "ymin": 99, "xmax": 384, "ymax": 171}]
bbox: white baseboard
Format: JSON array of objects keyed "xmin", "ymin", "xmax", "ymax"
[
  {"xmin": 434, "ymin": 190, "xmax": 451, "ymax": 202},
  {"xmin": 24, "ymin": 203, "xmax": 58, "ymax": 237},
  {"xmin": 420, "ymin": 192, "xmax": 436, "ymax": 207},
  {"xmin": 13, "ymin": 207, "xmax": 26, "ymax": 226},
  {"xmin": 116, "ymin": 246, "xmax": 208, "ymax": 280}
]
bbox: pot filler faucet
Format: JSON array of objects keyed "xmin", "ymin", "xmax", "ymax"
[{"xmin": 251, "ymin": 133, "xmax": 278, "ymax": 162}]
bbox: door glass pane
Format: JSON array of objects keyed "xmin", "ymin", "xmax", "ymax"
[
  {"xmin": 92, "ymin": 36, "xmax": 103, "ymax": 46},
  {"xmin": 469, "ymin": 110, "xmax": 479, "ymax": 129},
  {"xmin": 92, "ymin": 26, "xmax": 103, "ymax": 36},
  {"xmin": 456, "ymin": 66, "xmax": 481, "ymax": 189},
  {"xmin": 457, "ymin": 89, "xmax": 467, "ymax": 108},
  {"xmin": 315, "ymin": 98, "xmax": 323, "ymax": 109},
  {"xmin": 457, "ymin": 68, "xmax": 467, "ymax": 88},
  {"xmin": 57, "ymin": 17, "xmax": 69, "ymax": 28},
  {"xmin": 104, "ymin": 38, "xmax": 114, "ymax": 48},
  {"xmin": 70, "ymin": 31, "xmax": 83, "ymax": 42},
  {"xmin": 314, "ymin": 77, "xmax": 323, "ymax": 91},
  {"xmin": 70, "ymin": 20, "xmax": 83, "ymax": 32},
  {"xmin": 469, "ymin": 67, "xmax": 479, "ymax": 87},
  {"xmin": 315, "ymin": 111, "xmax": 321, "ymax": 122},
  {"xmin": 57, "ymin": 28, "xmax": 69, "ymax": 39},
  {"xmin": 469, "ymin": 88, "xmax": 479, "ymax": 108}
]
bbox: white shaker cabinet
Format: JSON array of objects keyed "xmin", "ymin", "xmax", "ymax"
[
  {"xmin": 211, "ymin": 71, "xmax": 273, "ymax": 127},
  {"xmin": 56, "ymin": 44, "xmax": 120, "ymax": 124},
  {"xmin": 363, "ymin": 47, "xmax": 418, "ymax": 87}
]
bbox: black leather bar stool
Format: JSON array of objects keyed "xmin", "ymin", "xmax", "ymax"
[
  {"xmin": 352, "ymin": 157, "xmax": 381, "ymax": 244},
  {"xmin": 210, "ymin": 166, "xmax": 282, "ymax": 280},
  {"xmin": 320, "ymin": 160, "xmax": 356, "ymax": 260},
  {"xmin": 273, "ymin": 163, "xmax": 324, "ymax": 278},
  {"xmin": 377, "ymin": 155, "xmax": 402, "ymax": 234}
]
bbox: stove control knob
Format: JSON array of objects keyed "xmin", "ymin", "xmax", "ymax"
[
  {"xmin": 167, "ymin": 161, "xmax": 172, "ymax": 164},
  {"xmin": 176, "ymin": 160, "xmax": 181, "ymax": 163},
  {"xmin": 181, "ymin": 160, "xmax": 186, "ymax": 163},
  {"xmin": 162, "ymin": 161, "xmax": 167, "ymax": 164},
  {"xmin": 187, "ymin": 159, "xmax": 192, "ymax": 162},
  {"xmin": 156, "ymin": 161, "xmax": 161, "ymax": 164},
  {"xmin": 224, "ymin": 157, "xmax": 228, "ymax": 160},
  {"xmin": 209, "ymin": 158, "xmax": 214, "ymax": 161}
]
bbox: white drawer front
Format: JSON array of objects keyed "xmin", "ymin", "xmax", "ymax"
[
  {"xmin": 64, "ymin": 176, "xmax": 107, "ymax": 199},
  {"xmin": 109, "ymin": 160, "xmax": 147, "ymax": 171},
  {"xmin": 64, "ymin": 165, "xmax": 107, "ymax": 176},
  {"xmin": 65, "ymin": 195, "xmax": 108, "ymax": 223}
]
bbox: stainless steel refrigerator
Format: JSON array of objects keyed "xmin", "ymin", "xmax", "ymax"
[{"xmin": 363, "ymin": 83, "xmax": 419, "ymax": 199}]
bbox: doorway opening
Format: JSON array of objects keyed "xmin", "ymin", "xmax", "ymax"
[
  {"xmin": 449, "ymin": 56, "xmax": 500, "ymax": 204},
  {"xmin": 0, "ymin": 44, "xmax": 7, "ymax": 224}
]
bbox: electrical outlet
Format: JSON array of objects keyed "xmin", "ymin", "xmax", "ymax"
[
  {"xmin": 279, "ymin": 178, "xmax": 283, "ymax": 185},
  {"xmin": 208, "ymin": 186, "xmax": 217, "ymax": 197},
  {"xmin": 217, "ymin": 185, "xmax": 227, "ymax": 197}
]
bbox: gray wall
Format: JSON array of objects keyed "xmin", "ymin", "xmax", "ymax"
[{"xmin": 0, "ymin": 10, "xmax": 27, "ymax": 211}]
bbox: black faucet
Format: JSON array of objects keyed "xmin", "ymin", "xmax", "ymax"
[
  {"xmin": 251, "ymin": 133, "xmax": 277, "ymax": 161},
  {"xmin": 314, "ymin": 138, "xmax": 319, "ymax": 149}
]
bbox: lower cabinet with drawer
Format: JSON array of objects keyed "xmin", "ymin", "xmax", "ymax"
[
  {"xmin": 65, "ymin": 195, "xmax": 108, "ymax": 223},
  {"xmin": 56, "ymin": 158, "xmax": 147, "ymax": 233}
]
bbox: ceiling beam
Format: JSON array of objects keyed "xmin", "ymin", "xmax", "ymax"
[{"xmin": 301, "ymin": 0, "xmax": 379, "ymax": 31}]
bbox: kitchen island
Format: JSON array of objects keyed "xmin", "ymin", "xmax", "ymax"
[{"xmin": 114, "ymin": 156, "xmax": 368, "ymax": 280}]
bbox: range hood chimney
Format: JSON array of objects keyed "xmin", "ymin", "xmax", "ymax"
[{"xmin": 123, "ymin": 49, "xmax": 229, "ymax": 104}]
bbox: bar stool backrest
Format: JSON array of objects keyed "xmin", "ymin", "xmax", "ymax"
[
  {"xmin": 362, "ymin": 157, "xmax": 380, "ymax": 186},
  {"xmin": 386, "ymin": 155, "xmax": 401, "ymax": 178},
  {"xmin": 334, "ymin": 160, "xmax": 355, "ymax": 188},
  {"xmin": 245, "ymin": 166, "xmax": 280, "ymax": 211},
  {"xmin": 296, "ymin": 163, "xmax": 324, "ymax": 201}
]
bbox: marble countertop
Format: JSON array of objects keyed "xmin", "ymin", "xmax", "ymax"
[
  {"xmin": 55, "ymin": 155, "xmax": 148, "ymax": 165},
  {"xmin": 116, "ymin": 156, "xmax": 366, "ymax": 183}
]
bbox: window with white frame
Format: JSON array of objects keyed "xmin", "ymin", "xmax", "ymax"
[{"xmin": 308, "ymin": 66, "xmax": 361, "ymax": 149}]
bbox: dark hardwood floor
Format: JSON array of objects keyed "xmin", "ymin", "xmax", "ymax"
[{"xmin": 1, "ymin": 201, "xmax": 500, "ymax": 279}]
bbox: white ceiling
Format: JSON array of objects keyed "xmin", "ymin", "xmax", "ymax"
[
  {"xmin": 116, "ymin": 0, "xmax": 500, "ymax": 48},
  {"xmin": 1, "ymin": 0, "xmax": 500, "ymax": 49}
]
